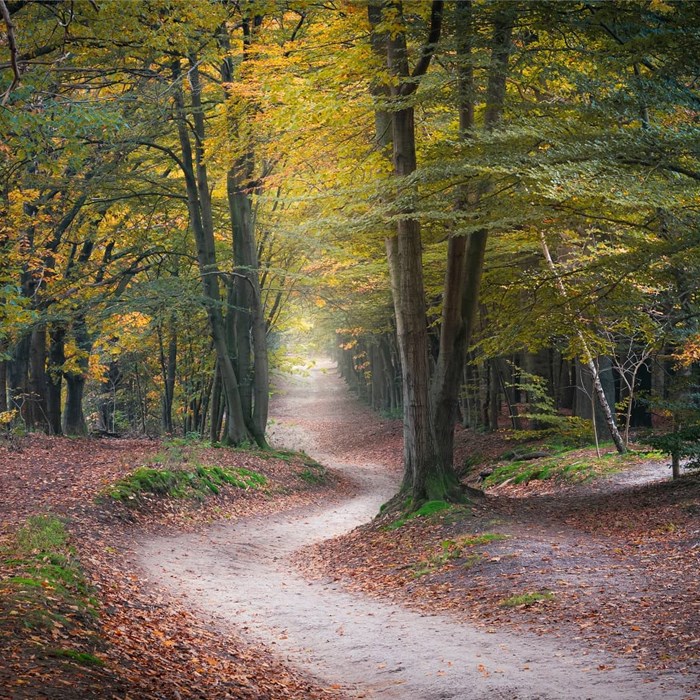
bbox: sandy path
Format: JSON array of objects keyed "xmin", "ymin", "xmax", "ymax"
[{"xmin": 137, "ymin": 361, "xmax": 694, "ymax": 699}]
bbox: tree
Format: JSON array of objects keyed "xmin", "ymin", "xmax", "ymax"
[{"xmin": 367, "ymin": 1, "xmax": 517, "ymax": 505}]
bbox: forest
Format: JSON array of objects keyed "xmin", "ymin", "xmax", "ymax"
[
  {"xmin": 2, "ymin": 0, "xmax": 700, "ymax": 488},
  {"xmin": 1, "ymin": 1, "xmax": 700, "ymax": 697}
]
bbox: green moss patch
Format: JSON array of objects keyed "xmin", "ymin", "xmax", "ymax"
[
  {"xmin": 1, "ymin": 515, "xmax": 102, "ymax": 657},
  {"xmin": 104, "ymin": 464, "xmax": 267, "ymax": 502},
  {"xmin": 499, "ymin": 590, "xmax": 555, "ymax": 607},
  {"xmin": 483, "ymin": 448, "xmax": 636, "ymax": 488},
  {"xmin": 47, "ymin": 648, "xmax": 106, "ymax": 667},
  {"xmin": 385, "ymin": 500, "xmax": 471, "ymax": 531},
  {"xmin": 413, "ymin": 532, "xmax": 509, "ymax": 577},
  {"xmin": 297, "ymin": 462, "xmax": 329, "ymax": 484}
]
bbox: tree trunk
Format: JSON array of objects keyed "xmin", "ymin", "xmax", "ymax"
[
  {"xmin": 46, "ymin": 325, "xmax": 65, "ymax": 435},
  {"xmin": 172, "ymin": 60, "xmax": 251, "ymax": 446},
  {"xmin": 430, "ymin": 0, "xmax": 512, "ymax": 469},
  {"xmin": 63, "ymin": 375, "xmax": 87, "ymax": 435},
  {"xmin": 540, "ymin": 233, "xmax": 626, "ymax": 453},
  {"xmin": 8, "ymin": 333, "xmax": 30, "ymax": 424},
  {"xmin": 385, "ymin": 4, "xmax": 460, "ymax": 505},
  {"xmin": 0, "ymin": 350, "xmax": 7, "ymax": 414},
  {"xmin": 28, "ymin": 325, "xmax": 49, "ymax": 431},
  {"xmin": 222, "ymin": 17, "xmax": 269, "ymax": 449},
  {"xmin": 159, "ymin": 317, "xmax": 177, "ymax": 434},
  {"xmin": 210, "ymin": 361, "xmax": 224, "ymax": 442},
  {"xmin": 62, "ymin": 316, "xmax": 90, "ymax": 436},
  {"xmin": 228, "ymin": 169, "xmax": 269, "ymax": 447}
]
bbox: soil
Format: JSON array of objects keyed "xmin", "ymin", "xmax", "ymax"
[{"xmin": 138, "ymin": 359, "xmax": 700, "ymax": 699}]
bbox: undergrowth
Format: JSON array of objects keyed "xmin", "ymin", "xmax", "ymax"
[
  {"xmin": 499, "ymin": 590, "xmax": 555, "ymax": 607},
  {"xmin": 483, "ymin": 448, "xmax": 653, "ymax": 488},
  {"xmin": 297, "ymin": 462, "xmax": 329, "ymax": 485},
  {"xmin": 230, "ymin": 447, "xmax": 328, "ymax": 485},
  {"xmin": 385, "ymin": 500, "xmax": 471, "ymax": 531}
]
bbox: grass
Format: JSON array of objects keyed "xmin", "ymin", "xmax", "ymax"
[
  {"xmin": 236, "ymin": 446, "xmax": 321, "ymax": 467},
  {"xmin": 499, "ymin": 590, "xmax": 555, "ymax": 607},
  {"xmin": 297, "ymin": 462, "xmax": 329, "ymax": 484},
  {"xmin": 47, "ymin": 648, "xmax": 106, "ymax": 667},
  {"xmin": 413, "ymin": 532, "xmax": 509, "ymax": 578},
  {"xmin": 385, "ymin": 500, "xmax": 470, "ymax": 531},
  {"xmin": 482, "ymin": 446, "xmax": 649, "ymax": 488},
  {"xmin": 229, "ymin": 445, "xmax": 330, "ymax": 484},
  {"xmin": 104, "ymin": 463, "xmax": 267, "ymax": 502}
]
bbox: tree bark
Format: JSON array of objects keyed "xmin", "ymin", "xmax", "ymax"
[
  {"xmin": 210, "ymin": 361, "xmax": 224, "ymax": 442},
  {"xmin": 385, "ymin": 2, "xmax": 462, "ymax": 504},
  {"xmin": 0, "ymin": 348, "xmax": 7, "ymax": 414},
  {"xmin": 8, "ymin": 333, "xmax": 30, "ymax": 424},
  {"xmin": 430, "ymin": 1, "xmax": 512, "ymax": 474},
  {"xmin": 62, "ymin": 316, "xmax": 90, "ymax": 436},
  {"xmin": 221, "ymin": 17, "xmax": 269, "ymax": 449},
  {"xmin": 28, "ymin": 325, "xmax": 49, "ymax": 431},
  {"xmin": 159, "ymin": 317, "xmax": 177, "ymax": 434}
]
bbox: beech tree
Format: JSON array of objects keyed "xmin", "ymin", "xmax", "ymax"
[{"xmin": 366, "ymin": 0, "xmax": 517, "ymax": 505}]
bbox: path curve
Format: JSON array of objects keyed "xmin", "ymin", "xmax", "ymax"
[{"xmin": 137, "ymin": 361, "xmax": 693, "ymax": 699}]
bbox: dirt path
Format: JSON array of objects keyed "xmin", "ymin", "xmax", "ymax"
[{"xmin": 137, "ymin": 361, "xmax": 695, "ymax": 699}]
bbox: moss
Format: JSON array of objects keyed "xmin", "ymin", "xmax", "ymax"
[
  {"xmin": 385, "ymin": 500, "xmax": 454, "ymax": 530},
  {"xmin": 2, "ymin": 515, "xmax": 100, "ymax": 634},
  {"xmin": 412, "ymin": 532, "xmax": 509, "ymax": 577},
  {"xmin": 297, "ymin": 462, "xmax": 328, "ymax": 484},
  {"xmin": 415, "ymin": 500, "xmax": 453, "ymax": 517},
  {"xmin": 423, "ymin": 472, "xmax": 467, "ymax": 504},
  {"xmin": 17, "ymin": 515, "xmax": 69, "ymax": 553},
  {"xmin": 456, "ymin": 533, "xmax": 509, "ymax": 547},
  {"xmin": 47, "ymin": 648, "xmax": 106, "ymax": 667},
  {"xmin": 499, "ymin": 591, "xmax": 555, "ymax": 607},
  {"xmin": 103, "ymin": 464, "xmax": 267, "ymax": 503},
  {"xmin": 483, "ymin": 448, "xmax": 629, "ymax": 488}
]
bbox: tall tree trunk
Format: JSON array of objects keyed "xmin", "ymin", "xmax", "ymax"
[
  {"xmin": 28, "ymin": 325, "xmax": 49, "ymax": 431},
  {"xmin": 171, "ymin": 60, "xmax": 251, "ymax": 446},
  {"xmin": 221, "ymin": 16, "xmax": 269, "ymax": 449},
  {"xmin": 8, "ymin": 333, "xmax": 30, "ymax": 424},
  {"xmin": 385, "ymin": 2, "xmax": 461, "ymax": 504},
  {"xmin": 62, "ymin": 316, "xmax": 90, "ymax": 436},
  {"xmin": 227, "ymin": 171, "xmax": 269, "ymax": 447},
  {"xmin": 210, "ymin": 361, "xmax": 224, "ymax": 442},
  {"xmin": 0, "ymin": 344, "xmax": 7, "ymax": 414},
  {"xmin": 430, "ymin": 1, "xmax": 513, "ymax": 478},
  {"xmin": 159, "ymin": 317, "xmax": 177, "ymax": 434}
]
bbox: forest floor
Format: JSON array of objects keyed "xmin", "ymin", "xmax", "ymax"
[
  {"xmin": 0, "ymin": 424, "xmax": 347, "ymax": 698},
  {"xmin": 1, "ymin": 359, "xmax": 699, "ymax": 698}
]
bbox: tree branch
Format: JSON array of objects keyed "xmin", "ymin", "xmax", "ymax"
[
  {"xmin": 0, "ymin": 0, "xmax": 20, "ymax": 105},
  {"xmin": 400, "ymin": 0, "xmax": 444, "ymax": 97}
]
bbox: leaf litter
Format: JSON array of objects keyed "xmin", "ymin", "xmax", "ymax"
[
  {"xmin": 0, "ymin": 433, "xmax": 343, "ymax": 699},
  {"xmin": 1, "ymin": 366, "xmax": 699, "ymax": 698}
]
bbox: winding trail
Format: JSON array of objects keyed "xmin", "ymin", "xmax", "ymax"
[{"xmin": 137, "ymin": 362, "xmax": 694, "ymax": 699}]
